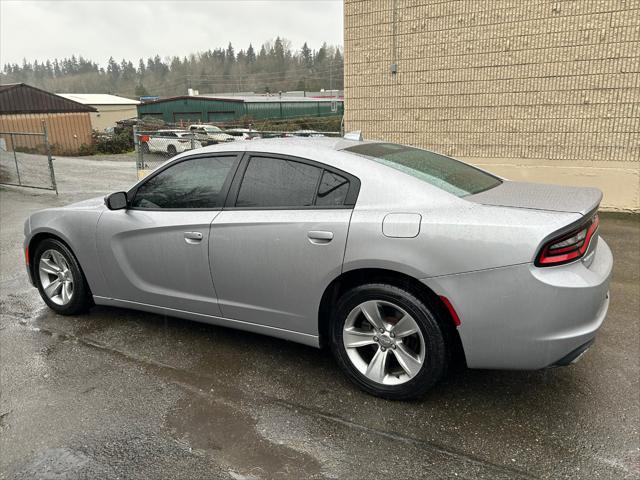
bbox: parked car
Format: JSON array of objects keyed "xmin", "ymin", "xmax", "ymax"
[
  {"xmin": 225, "ymin": 128, "xmax": 260, "ymax": 140},
  {"xmin": 23, "ymin": 136, "xmax": 612, "ymax": 399},
  {"xmin": 293, "ymin": 130, "xmax": 325, "ymax": 137},
  {"xmin": 188, "ymin": 124, "xmax": 235, "ymax": 144},
  {"xmin": 140, "ymin": 129, "xmax": 202, "ymax": 156}
]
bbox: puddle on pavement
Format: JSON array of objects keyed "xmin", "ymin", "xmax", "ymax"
[{"xmin": 165, "ymin": 393, "xmax": 324, "ymax": 480}]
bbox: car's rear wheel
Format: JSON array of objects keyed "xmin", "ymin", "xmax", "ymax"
[
  {"xmin": 330, "ymin": 283, "xmax": 448, "ymax": 400},
  {"xmin": 167, "ymin": 144, "xmax": 177, "ymax": 156},
  {"xmin": 34, "ymin": 238, "xmax": 92, "ymax": 315}
]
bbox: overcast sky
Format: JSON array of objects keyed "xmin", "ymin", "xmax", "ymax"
[{"xmin": 0, "ymin": 0, "xmax": 344, "ymax": 66}]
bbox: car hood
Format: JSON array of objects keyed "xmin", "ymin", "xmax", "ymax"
[
  {"xmin": 465, "ymin": 181, "xmax": 602, "ymax": 216},
  {"xmin": 63, "ymin": 196, "xmax": 107, "ymax": 210}
]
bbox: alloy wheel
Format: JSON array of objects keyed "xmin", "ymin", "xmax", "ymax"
[
  {"xmin": 38, "ymin": 249, "xmax": 74, "ymax": 306},
  {"xmin": 343, "ymin": 300, "xmax": 426, "ymax": 385}
]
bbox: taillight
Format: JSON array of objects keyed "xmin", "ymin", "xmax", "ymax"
[{"xmin": 536, "ymin": 214, "xmax": 599, "ymax": 267}]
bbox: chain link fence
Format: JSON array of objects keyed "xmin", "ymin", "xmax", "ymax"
[
  {"xmin": 132, "ymin": 120, "xmax": 342, "ymax": 179},
  {"xmin": 133, "ymin": 129, "xmax": 201, "ymax": 178},
  {"xmin": 0, "ymin": 124, "xmax": 57, "ymax": 193}
]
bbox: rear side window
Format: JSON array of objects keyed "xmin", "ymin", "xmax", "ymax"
[
  {"xmin": 236, "ymin": 156, "xmax": 321, "ymax": 207},
  {"xmin": 132, "ymin": 155, "xmax": 236, "ymax": 209},
  {"xmin": 344, "ymin": 143, "xmax": 501, "ymax": 196},
  {"xmin": 316, "ymin": 170, "xmax": 350, "ymax": 206}
]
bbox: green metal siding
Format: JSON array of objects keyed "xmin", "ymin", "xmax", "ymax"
[
  {"xmin": 137, "ymin": 98, "xmax": 244, "ymax": 123},
  {"xmin": 138, "ymin": 97, "xmax": 343, "ymax": 124},
  {"xmin": 245, "ymin": 101, "xmax": 343, "ymax": 120}
]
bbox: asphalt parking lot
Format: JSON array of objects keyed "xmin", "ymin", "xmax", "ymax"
[{"xmin": 1, "ymin": 156, "xmax": 638, "ymax": 479}]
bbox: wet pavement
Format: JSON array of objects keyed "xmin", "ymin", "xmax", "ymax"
[{"xmin": 1, "ymin": 156, "xmax": 639, "ymax": 479}]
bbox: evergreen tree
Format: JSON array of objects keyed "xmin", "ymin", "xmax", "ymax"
[
  {"xmin": 134, "ymin": 83, "xmax": 149, "ymax": 96},
  {"xmin": 226, "ymin": 42, "xmax": 235, "ymax": 62},
  {"xmin": 246, "ymin": 43, "xmax": 256, "ymax": 63},
  {"xmin": 301, "ymin": 42, "xmax": 312, "ymax": 68},
  {"xmin": 0, "ymin": 38, "xmax": 344, "ymax": 96}
]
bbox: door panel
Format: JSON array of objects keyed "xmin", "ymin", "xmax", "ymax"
[
  {"xmin": 97, "ymin": 210, "xmax": 222, "ymax": 316},
  {"xmin": 210, "ymin": 209, "xmax": 352, "ymax": 335}
]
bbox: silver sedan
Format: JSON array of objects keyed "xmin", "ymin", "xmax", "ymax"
[{"xmin": 23, "ymin": 137, "xmax": 612, "ymax": 399}]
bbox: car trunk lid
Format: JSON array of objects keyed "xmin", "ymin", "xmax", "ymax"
[{"xmin": 465, "ymin": 181, "xmax": 602, "ymax": 216}]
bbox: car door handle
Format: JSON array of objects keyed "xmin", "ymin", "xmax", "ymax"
[
  {"xmin": 184, "ymin": 231, "xmax": 203, "ymax": 244},
  {"xmin": 307, "ymin": 230, "xmax": 333, "ymax": 244}
]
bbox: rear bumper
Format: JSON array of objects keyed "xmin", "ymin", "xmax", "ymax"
[
  {"xmin": 551, "ymin": 338, "xmax": 595, "ymax": 367},
  {"xmin": 424, "ymin": 238, "xmax": 613, "ymax": 370}
]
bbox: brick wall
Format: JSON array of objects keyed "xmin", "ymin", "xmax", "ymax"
[{"xmin": 344, "ymin": 0, "xmax": 640, "ymax": 210}]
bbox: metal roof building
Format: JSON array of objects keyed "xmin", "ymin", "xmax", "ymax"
[
  {"xmin": 0, "ymin": 83, "xmax": 95, "ymax": 155},
  {"xmin": 0, "ymin": 83, "xmax": 96, "ymax": 115},
  {"xmin": 137, "ymin": 94, "xmax": 343, "ymax": 124},
  {"xmin": 57, "ymin": 93, "xmax": 139, "ymax": 131},
  {"xmin": 57, "ymin": 93, "xmax": 140, "ymax": 106}
]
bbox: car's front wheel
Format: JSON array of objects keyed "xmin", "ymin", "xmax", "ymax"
[
  {"xmin": 33, "ymin": 238, "xmax": 92, "ymax": 315},
  {"xmin": 330, "ymin": 283, "xmax": 448, "ymax": 400}
]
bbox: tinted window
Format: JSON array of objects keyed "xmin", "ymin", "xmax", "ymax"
[
  {"xmin": 132, "ymin": 156, "xmax": 236, "ymax": 209},
  {"xmin": 236, "ymin": 157, "xmax": 321, "ymax": 208},
  {"xmin": 316, "ymin": 170, "xmax": 350, "ymax": 206},
  {"xmin": 344, "ymin": 143, "xmax": 501, "ymax": 196}
]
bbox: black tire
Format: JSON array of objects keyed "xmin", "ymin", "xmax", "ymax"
[
  {"xmin": 330, "ymin": 283, "xmax": 448, "ymax": 400},
  {"xmin": 141, "ymin": 142, "xmax": 150, "ymax": 154},
  {"xmin": 33, "ymin": 238, "xmax": 93, "ymax": 315},
  {"xmin": 167, "ymin": 144, "xmax": 177, "ymax": 156}
]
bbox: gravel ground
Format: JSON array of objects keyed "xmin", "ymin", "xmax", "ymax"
[{"xmin": 1, "ymin": 156, "xmax": 638, "ymax": 479}]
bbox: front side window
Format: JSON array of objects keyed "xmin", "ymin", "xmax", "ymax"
[
  {"xmin": 132, "ymin": 156, "xmax": 236, "ymax": 209},
  {"xmin": 235, "ymin": 156, "xmax": 321, "ymax": 208},
  {"xmin": 344, "ymin": 143, "xmax": 501, "ymax": 197}
]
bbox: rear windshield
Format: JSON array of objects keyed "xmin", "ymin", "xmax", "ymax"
[{"xmin": 344, "ymin": 143, "xmax": 501, "ymax": 197}]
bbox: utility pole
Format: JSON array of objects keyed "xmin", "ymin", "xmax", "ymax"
[{"xmin": 330, "ymin": 59, "xmax": 333, "ymax": 93}]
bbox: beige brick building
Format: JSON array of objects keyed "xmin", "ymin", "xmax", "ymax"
[{"xmin": 343, "ymin": 0, "xmax": 639, "ymax": 211}]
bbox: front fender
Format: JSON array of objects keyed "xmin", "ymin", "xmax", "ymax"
[{"xmin": 25, "ymin": 208, "xmax": 108, "ymax": 297}]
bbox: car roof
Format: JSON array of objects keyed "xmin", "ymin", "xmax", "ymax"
[
  {"xmin": 178, "ymin": 137, "xmax": 390, "ymax": 178},
  {"xmin": 152, "ymin": 137, "xmax": 467, "ymax": 208},
  {"xmin": 189, "ymin": 136, "xmax": 382, "ymax": 156}
]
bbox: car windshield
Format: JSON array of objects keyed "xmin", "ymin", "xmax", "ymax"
[
  {"xmin": 344, "ymin": 143, "xmax": 502, "ymax": 197},
  {"xmin": 203, "ymin": 126, "xmax": 222, "ymax": 132}
]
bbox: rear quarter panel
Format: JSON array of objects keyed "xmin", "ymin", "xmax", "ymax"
[{"xmin": 342, "ymin": 173, "xmax": 582, "ymax": 278}]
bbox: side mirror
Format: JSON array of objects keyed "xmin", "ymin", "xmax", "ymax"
[{"xmin": 105, "ymin": 191, "xmax": 128, "ymax": 210}]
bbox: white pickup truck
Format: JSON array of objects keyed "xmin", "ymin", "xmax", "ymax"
[{"xmin": 188, "ymin": 124, "xmax": 235, "ymax": 144}]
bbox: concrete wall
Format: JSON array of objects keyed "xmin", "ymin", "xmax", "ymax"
[
  {"xmin": 343, "ymin": 0, "xmax": 640, "ymax": 211},
  {"xmin": 90, "ymin": 105, "xmax": 138, "ymax": 131}
]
